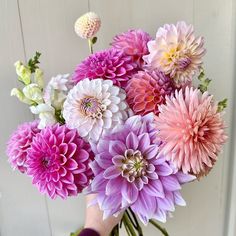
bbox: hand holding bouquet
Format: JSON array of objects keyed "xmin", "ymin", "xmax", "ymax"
[{"xmin": 6, "ymin": 12, "xmax": 227, "ymax": 236}]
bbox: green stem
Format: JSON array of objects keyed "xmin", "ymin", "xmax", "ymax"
[
  {"xmin": 88, "ymin": 38, "xmax": 93, "ymax": 54},
  {"xmin": 149, "ymin": 220, "xmax": 169, "ymax": 236},
  {"xmin": 70, "ymin": 228, "xmax": 82, "ymax": 236},
  {"xmin": 128, "ymin": 208, "xmax": 143, "ymax": 236},
  {"xmin": 123, "ymin": 212, "xmax": 137, "ymax": 236}
]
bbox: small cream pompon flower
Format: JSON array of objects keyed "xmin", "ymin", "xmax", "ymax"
[{"xmin": 74, "ymin": 12, "xmax": 101, "ymax": 39}]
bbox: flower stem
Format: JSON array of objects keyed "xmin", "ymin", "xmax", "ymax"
[
  {"xmin": 149, "ymin": 220, "xmax": 169, "ymax": 236},
  {"xmin": 123, "ymin": 212, "xmax": 137, "ymax": 236},
  {"xmin": 88, "ymin": 38, "xmax": 93, "ymax": 54},
  {"xmin": 127, "ymin": 208, "xmax": 143, "ymax": 236}
]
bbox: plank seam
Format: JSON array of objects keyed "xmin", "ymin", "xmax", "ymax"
[{"xmin": 224, "ymin": 0, "xmax": 236, "ymax": 234}]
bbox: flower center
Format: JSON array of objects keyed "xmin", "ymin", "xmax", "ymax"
[
  {"xmin": 42, "ymin": 157, "xmax": 50, "ymax": 168},
  {"xmin": 121, "ymin": 149, "xmax": 148, "ymax": 182},
  {"xmin": 164, "ymin": 46, "xmax": 191, "ymax": 70},
  {"xmin": 79, "ymin": 97, "xmax": 105, "ymax": 119}
]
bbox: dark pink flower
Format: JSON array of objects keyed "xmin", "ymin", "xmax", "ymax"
[
  {"xmin": 6, "ymin": 120, "xmax": 40, "ymax": 173},
  {"xmin": 72, "ymin": 48, "xmax": 137, "ymax": 88},
  {"xmin": 27, "ymin": 124, "xmax": 94, "ymax": 199},
  {"xmin": 111, "ymin": 29, "xmax": 152, "ymax": 68}
]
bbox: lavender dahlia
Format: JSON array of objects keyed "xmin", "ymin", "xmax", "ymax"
[
  {"xmin": 88, "ymin": 114, "xmax": 195, "ymax": 224},
  {"xmin": 72, "ymin": 48, "xmax": 137, "ymax": 88},
  {"xmin": 6, "ymin": 120, "xmax": 40, "ymax": 173},
  {"xmin": 27, "ymin": 124, "xmax": 94, "ymax": 199}
]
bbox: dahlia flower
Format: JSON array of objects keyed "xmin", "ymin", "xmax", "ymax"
[
  {"xmin": 155, "ymin": 87, "xmax": 227, "ymax": 175},
  {"xmin": 111, "ymin": 29, "xmax": 152, "ymax": 68},
  {"xmin": 74, "ymin": 12, "xmax": 101, "ymax": 39},
  {"xmin": 6, "ymin": 120, "xmax": 40, "ymax": 173},
  {"xmin": 143, "ymin": 21, "xmax": 206, "ymax": 87},
  {"xmin": 88, "ymin": 114, "xmax": 195, "ymax": 224},
  {"xmin": 126, "ymin": 71, "xmax": 174, "ymax": 115},
  {"xmin": 27, "ymin": 124, "xmax": 94, "ymax": 199},
  {"xmin": 72, "ymin": 48, "xmax": 137, "ymax": 88},
  {"xmin": 63, "ymin": 78, "xmax": 129, "ymax": 142}
]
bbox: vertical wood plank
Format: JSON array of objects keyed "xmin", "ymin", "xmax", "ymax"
[
  {"xmin": 0, "ymin": 0, "xmax": 51, "ymax": 236},
  {"xmin": 18, "ymin": 1, "xmax": 89, "ymax": 235},
  {"xmin": 193, "ymin": 0, "xmax": 235, "ymax": 235}
]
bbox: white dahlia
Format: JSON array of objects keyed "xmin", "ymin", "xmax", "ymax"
[
  {"xmin": 63, "ymin": 78, "xmax": 129, "ymax": 142},
  {"xmin": 143, "ymin": 21, "xmax": 206, "ymax": 87}
]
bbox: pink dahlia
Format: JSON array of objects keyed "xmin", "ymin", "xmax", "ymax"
[
  {"xmin": 111, "ymin": 29, "xmax": 152, "ymax": 68},
  {"xmin": 126, "ymin": 71, "xmax": 174, "ymax": 116},
  {"xmin": 143, "ymin": 21, "xmax": 206, "ymax": 87},
  {"xmin": 72, "ymin": 48, "xmax": 137, "ymax": 88},
  {"xmin": 6, "ymin": 120, "xmax": 40, "ymax": 173},
  {"xmin": 155, "ymin": 87, "xmax": 227, "ymax": 175},
  {"xmin": 88, "ymin": 114, "xmax": 195, "ymax": 224},
  {"xmin": 27, "ymin": 124, "xmax": 94, "ymax": 199}
]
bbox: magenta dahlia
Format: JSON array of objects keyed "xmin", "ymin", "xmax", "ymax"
[
  {"xmin": 126, "ymin": 71, "xmax": 174, "ymax": 116},
  {"xmin": 88, "ymin": 114, "xmax": 195, "ymax": 224},
  {"xmin": 111, "ymin": 29, "xmax": 152, "ymax": 68},
  {"xmin": 26, "ymin": 124, "xmax": 94, "ymax": 199},
  {"xmin": 6, "ymin": 120, "xmax": 40, "ymax": 173},
  {"xmin": 72, "ymin": 48, "xmax": 137, "ymax": 88},
  {"xmin": 155, "ymin": 87, "xmax": 227, "ymax": 176}
]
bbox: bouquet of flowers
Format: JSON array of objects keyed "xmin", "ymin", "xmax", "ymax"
[{"xmin": 6, "ymin": 12, "xmax": 228, "ymax": 236}]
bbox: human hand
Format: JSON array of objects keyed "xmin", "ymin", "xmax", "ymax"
[{"xmin": 84, "ymin": 194, "xmax": 122, "ymax": 236}]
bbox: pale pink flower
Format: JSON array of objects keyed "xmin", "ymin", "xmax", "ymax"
[
  {"xmin": 155, "ymin": 87, "xmax": 227, "ymax": 175},
  {"xmin": 144, "ymin": 21, "xmax": 206, "ymax": 87}
]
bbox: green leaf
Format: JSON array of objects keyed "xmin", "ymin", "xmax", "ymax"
[
  {"xmin": 91, "ymin": 36, "xmax": 98, "ymax": 45},
  {"xmin": 197, "ymin": 68, "xmax": 211, "ymax": 93},
  {"xmin": 27, "ymin": 51, "xmax": 41, "ymax": 73},
  {"xmin": 217, "ymin": 98, "xmax": 228, "ymax": 112}
]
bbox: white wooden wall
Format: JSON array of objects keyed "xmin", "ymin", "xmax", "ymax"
[{"xmin": 0, "ymin": 0, "xmax": 235, "ymax": 236}]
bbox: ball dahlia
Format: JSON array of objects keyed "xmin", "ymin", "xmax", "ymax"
[
  {"xmin": 88, "ymin": 114, "xmax": 195, "ymax": 224},
  {"xmin": 111, "ymin": 29, "xmax": 152, "ymax": 68},
  {"xmin": 155, "ymin": 87, "xmax": 227, "ymax": 175},
  {"xmin": 143, "ymin": 21, "xmax": 206, "ymax": 87},
  {"xmin": 74, "ymin": 12, "xmax": 101, "ymax": 39},
  {"xmin": 63, "ymin": 78, "xmax": 130, "ymax": 142},
  {"xmin": 126, "ymin": 71, "xmax": 174, "ymax": 116},
  {"xmin": 26, "ymin": 124, "xmax": 94, "ymax": 199},
  {"xmin": 6, "ymin": 120, "xmax": 40, "ymax": 173},
  {"xmin": 72, "ymin": 48, "xmax": 137, "ymax": 88}
]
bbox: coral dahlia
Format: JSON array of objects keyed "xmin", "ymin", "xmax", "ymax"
[
  {"xmin": 155, "ymin": 87, "xmax": 227, "ymax": 175},
  {"xmin": 143, "ymin": 21, "xmax": 206, "ymax": 87},
  {"xmin": 6, "ymin": 120, "xmax": 40, "ymax": 173},
  {"xmin": 111, "ymin": 29, "xmax": 152, "ymax": 68},
  {"xmin": 126, "ymin": 71, "xmax": 174, "ymax": 115},
  {"xmin": 88, "ymin": 114, "xmax": 195, "ymax": 224},
  {"xmin": 72, "ymin": 48, "xmax": 137, "ymax": 88},
  {"xmin": 63, "ymin": 78, "xmax": 129, "ymax": 142},
  {"xmin": 27, "ymin": 124, "xmax": 94, "ymax": 199}
]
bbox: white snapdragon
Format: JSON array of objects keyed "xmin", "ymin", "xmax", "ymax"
[
  {"xmin": 30, "ymin": 104, "xmax": 56, "ymax": 129},
  {"xmin": 23, "ymin": 84, "xmax": 43, "ymax": 104},
  {"xmin": 44, "ymin": 74, "xmax": 71, "ymax": 110}
]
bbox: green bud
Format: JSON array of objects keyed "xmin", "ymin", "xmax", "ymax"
[
  {"xmin": 11, "ymin": 88, "xmax": 31, "ymax": 104},
  {"xmin": 14, "ymin": 61, "xmax": 31, "ymax": 85},
  {"xmin": 23, "ymin": 84, "xmax": 43, "ymax": 104},
  {"xmin": 34, "ymin": 68, "xmax": 44, "ymax": 88},
  {"xmin": 217, "ymin": 98, "xmax": 228, "ymax": 112}
]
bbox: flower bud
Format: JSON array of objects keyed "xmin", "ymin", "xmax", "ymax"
[
  {"xmin": 74, "ymin": 12, "xmax": 101, "ymax": 39},
  {"xmin": 34, "ymin": 68, "xmax": 44, "ymax": 88},
  {"xmin": 11, "ymin": 88, "xmax": 31, "ymax": 104},
  {"xmin": 14, "ymin": 61, "xmax": 31, "ymax": 85}
]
